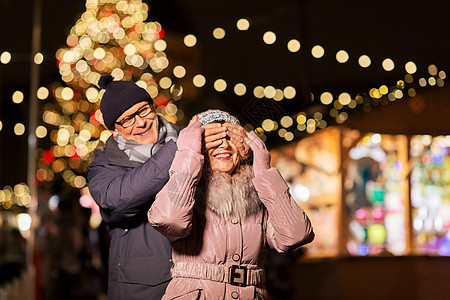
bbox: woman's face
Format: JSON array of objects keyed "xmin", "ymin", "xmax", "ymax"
[{"xmin": 207, "ymin": 134, "xmax": 240, "ymax": 174}]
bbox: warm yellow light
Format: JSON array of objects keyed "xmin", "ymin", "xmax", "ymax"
[
  {"xmin": 311, "ymin": 45, "xmax": 324, "ymax": 58},
  {"xmin": 0, "ymin": 51, "xmax": 11, "ymax": 64},
  {"xmin": 111, "ymin": 68, "xmax": 124, "ymax": 80},
  {"xmin": 173, "ymin": 65, "xmax": 186, "ymax": 78},
  {"xmin": 358, "ymin": 55, "xmax": 371, "ymax": 68},
  {"xmin": 338, "ymin": 93, "xmax": 351, "ymax": 105},
  {"xmin": 273, "ymin": 89, "xmax": 284, "ymax": 101},
  {"xmin": 320, "ymin": 92, "xmax": 333, "ymax": 105},
  {"xmin": 213, "ymin": 28, "xmax": 226, "ymax": 39},
  {"xmin": 37, "ymin": 87, "xmax": 49, "ymax": 100},
  {"xmin": 296, "ymin": 114, "xmax": 307, "ymax": 124},
  {"xmin": 34, "ymin": 52, "xmax": 44, "ymax": 65},
  {"xmin": 12, "ymin": 91, "xmax": 24, "ymax": 104},
  {"xmin": 14, "ymin": 123, "xmax": 25, "ymax": 136},
  {"xmin": 253, "ymin": 86, "xmax": 264, "ymax": 98},
  {"xmin": 405, "ymin": 61, "xmax": 417, "ymax": 74},
  {"xmin": 73, "ymin": 176, "xmax": 87, "ymax": 188},
  {"xmin": 369, "ymin": 88, "xmax": 382, "ymax": 99},
  {"xmin": 234, "ymin": 83, "xmax": 246, "ymax": 96},
  {"xmin": 154, "ymin": 39, "xmax": 167, "ymax": 52},
  {"xmin": 280, "ymin": 116, "xmax": 293, "ymax": 128},
  {"xmin": 184, "ymin": 34, "xmax": 197, "ymax": 47},
  {"xmin": 36, "ymin": 126, "xmax": 47, "ymax": 138},
  {"xmin": 297, "ymin": 123, "xmax": 306, "ymax": 131},
  {"xmin": 262, "ymin": 119, "xmax": 276, "ymax": 131},
  {"xmin": 113, "ymin": 27, "xmax": 126, "ymax": 39},
  {"xmin": 283, "ymin": 86, "xmax": 296, "ymax": 99},
  {"xmin": 79, "ymin": 129, "xmax": 92, "ymax": 142},
  {"xmin": 86, "ymin": 87, "xmax": 99, "ymax": 102},
  {"xmin": 193, "ymin": 74, "xmax": 206, "ymax": 87},
  {"xmin": 428, "ymin": 64, "xmax": 438, "ymax": 76},
  {"xmin": 336, "ymin": 50, "xmax": 349, "ymax": 63},
  {"xmin": 287, "ymin": 39, "xmax": 301, "ymax": 52},
  {"xmin": 236, "ymin": 19, "xmax": 250, "ymax": 31},
  {"xmin": 264, "ymin": 86, "xmax": 276, "ymax": 98},
  {"xmin": 159, "ymin": 77, "xmax": 172, "ymax": 89},
  {"xmin": 124, "ymin": 44, "xmax": 137, "ymax": 55},
  {"xmin": 61, "ymin": 87, "xmax": 74, "ymax": 100},
  {"xmin": 314, "ymin": 112, "xmax": 323, "ymax": 120},
  {"xmin": 379, "ymin": 85, "xmax": 389, "ymax": 95},
  {"xmin": 394, "ymin": 89, "xmax": 403, "ymax": 99},
  {"xmin": 214, "ymin": 79, "xmax": 227, "ymax": 92},
  {"xmin": 0, "ymin": 121, "xmax": 2, "ymax": 131},
  {"xmin": 382, "ymin": 58, "xmax": 395, "ymax": 71},
  {"xmin": 263, "ymin": 31, "xmax": 276, "ymax": 44},
  {"xmin": 93, "ymin": 47, "xmax": 106, "ymax": 60},
  {"xmin": 278, "ymin": 128, "xmax": 287, "ymax": 137}
]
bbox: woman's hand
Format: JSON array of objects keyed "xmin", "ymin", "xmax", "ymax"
[
  {"xmin": 245, "ymin": 131, "xmax": 270, "ymax": 176},
  {"xmin": 224, "ymin": 123, "xmax": 252, "ymax": 160},
  {"xmin": 177, "ymin": 115, "xmax": 204, "ymax": 153}
]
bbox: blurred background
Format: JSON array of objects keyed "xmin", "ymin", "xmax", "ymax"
[{"xmin": 0, "ymin": 0, "xmax": 449, "ymax": 299}]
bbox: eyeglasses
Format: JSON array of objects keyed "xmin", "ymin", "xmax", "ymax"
[{"xmin": 115, "ymin": 103, "xmax": 154, "ymax": 128}]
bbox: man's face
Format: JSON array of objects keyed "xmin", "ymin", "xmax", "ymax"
[{"xmin": 113, "ymin": 101, "xmax": 159, "ymax": 145}]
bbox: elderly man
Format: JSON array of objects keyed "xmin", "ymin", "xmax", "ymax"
[{"xmin": 87, "ymin": 74, "xmax": 250, "ymax": 299}]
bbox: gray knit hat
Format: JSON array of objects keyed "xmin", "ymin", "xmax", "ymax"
[
  {"xmin": 197, "ymin": 109, "xmax": 240, "ymax": 125},
  {"xmin": 98, "ymin": 74, "xmax": 153, "ymax": 130}
]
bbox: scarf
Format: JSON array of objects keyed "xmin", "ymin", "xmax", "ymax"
[
  {"xmin": 114, "ymin": 115, "xmax": 178, "ymax": 163},
  {"xmin": 196, "ymin": 165, "xmax": 263, "ymax": 219}
]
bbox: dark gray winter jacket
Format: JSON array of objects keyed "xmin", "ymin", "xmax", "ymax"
[{"xmin": 87, "ymin": 131, "xmax": 178, "ymax": 300}]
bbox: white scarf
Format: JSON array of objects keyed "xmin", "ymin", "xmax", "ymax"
[{"xmin": 114, "ymin": 116, "xmax": 178, "ymax": 163}]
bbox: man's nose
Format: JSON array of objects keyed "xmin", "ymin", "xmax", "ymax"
[{"xmin": 134, "ymin": 115, "xmax": 146, "ymax": 126}]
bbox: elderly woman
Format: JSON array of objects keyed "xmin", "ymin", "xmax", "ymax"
[{"xmin": 148, "ymin": 110, "xmax": 314, "ymax": 300}]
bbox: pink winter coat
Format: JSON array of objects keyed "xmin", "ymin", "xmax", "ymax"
[{"xmin": 148, "ymin": 149, "xmax": 314, "ymax": 300}]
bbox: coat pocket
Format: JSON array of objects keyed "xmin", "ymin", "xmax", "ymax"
[{"xmin": 118, "ymin": 256, "xmax": 172, "ymax": 286}]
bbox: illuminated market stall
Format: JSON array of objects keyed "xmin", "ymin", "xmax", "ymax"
[
  {"xmin": 268, "ymin": 84, "xmax": 450, "ymax": 298},
  {"xmin": 271, "ymin": 84, "xmax": 450, "ymax": 258}
]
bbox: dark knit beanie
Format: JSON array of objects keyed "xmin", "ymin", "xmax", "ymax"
[{"xmin": 98, "ymin": 74, "xmax": 153, "ymax": 130}]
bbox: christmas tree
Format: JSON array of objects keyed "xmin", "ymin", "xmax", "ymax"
[{"xmin": 38, "ymin": 0, "xmax": 181, "ymax": 191}]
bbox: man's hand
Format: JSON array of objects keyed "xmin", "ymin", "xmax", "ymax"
[
  {"xmin": 202, "ymin": 123, "xmax": 227, "ymax": 152},
  {"xmin": 224, "ymin": 122, "xmax": 252, "ymax": 160}
]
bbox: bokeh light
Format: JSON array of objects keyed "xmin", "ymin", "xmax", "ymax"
[
  {"xmin": 336, "ymin": 50, "xmax": 349, "ymax": 63},
  {"xmin": 263, "ymin": 31, "xmax": 276, "ymax": 44},
  {"xmin": 0, "ymin": 51, "xmax": 11, "ymax": 64},
  {"xmin": 12, "ymin": 91, "xmax": 24, "ymax": 104},
  {"xmin": 236, "ymin": 19, "xmax": 250, "ymax": 31},
  {"xmin": 184, "ymin": 34, "xmax": 197, "ymax": 47},
  {"xmin": 358, "ymin": 55, "xmax": 371, "ymax": 68},
  {"xmin": 311, "ymin": 45, "xmax": 324, "ymax": 58},
  {"xmin": 287, "ymin": 39, "xmax": 301, "ymax": 52}
]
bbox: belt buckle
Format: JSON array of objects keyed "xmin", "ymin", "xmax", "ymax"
[{"xmin": 229, "ymin": 265, "xmax": 247, "ymax": 287}]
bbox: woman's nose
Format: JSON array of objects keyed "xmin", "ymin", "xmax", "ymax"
[{"xmin": 220, "ymin": 137, "xmax": 231, "ymax": 148}]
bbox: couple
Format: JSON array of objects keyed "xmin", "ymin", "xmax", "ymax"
[{"xmin": 87, "ymin": 75, "xmax": 314, "ymax": 300}]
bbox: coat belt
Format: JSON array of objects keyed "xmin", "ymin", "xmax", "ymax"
[{"xmin": 171, "ymin": 261, "xmax": 266, "ymax": 286}]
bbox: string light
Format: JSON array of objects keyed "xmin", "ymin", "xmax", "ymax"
[{"xmin": 0, "ymin": 4, "xmax": 447, "ymax": 196}]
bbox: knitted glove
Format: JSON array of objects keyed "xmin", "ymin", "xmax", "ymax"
[
  {"xmin": 245, "ymin": 131, "xmax": 271, "ymax": 176},
  {"xmin": 176, "ymin": 116, "xmax": 204, "ymax": 153}
]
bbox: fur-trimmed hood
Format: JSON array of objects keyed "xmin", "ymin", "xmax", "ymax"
[{"xmin": 196, "ymin": 164, "xmax": 263, "ymax": 219}]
